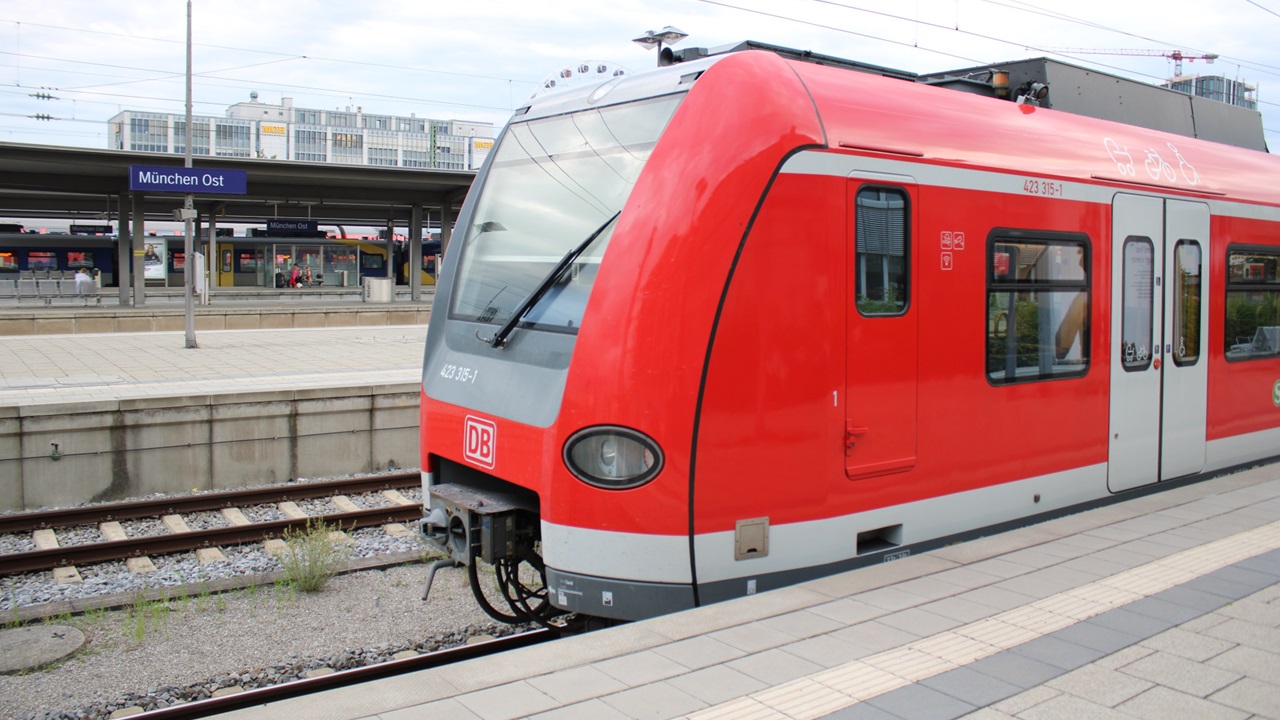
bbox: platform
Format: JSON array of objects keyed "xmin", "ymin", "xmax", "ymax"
[
  {"xmin": 0, "ymin": 325, "xmax": 429, "ymax": 510},
  {"xmin": 216, "ymin": 463, "xmax": 1280, "ymax": 720},
  {"xmin": 0, "ymin": 325, "xmax": 426, "ymax": 407},
  {"xmin": 0, "ymin": 287, "xmax": 433, "ymax": 336}
]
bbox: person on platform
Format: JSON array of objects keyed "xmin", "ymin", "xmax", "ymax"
[
  {"xmin": 74, "ymin": 267, "xmax": 92, "ymax": 297},
  {"xmin": 290, "ymin": 263, "xmax": 300, "ymax": 288},
  {"xmin": 303, "ymin": 266, "xmax": 312, "ymax": 287}
]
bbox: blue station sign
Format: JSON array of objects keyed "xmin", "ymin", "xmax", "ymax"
[
  {"xmin": 129, "ymin": 165, "xmax": 247, "ymax": 195},
  {"xmin": 267, "ymin": 219, "xmax": 318, "ymax": 233}
]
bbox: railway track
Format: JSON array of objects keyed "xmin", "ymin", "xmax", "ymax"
[
  {"xmin": 0, "ymin": 473, "xmax": 424, "ymax": 579},
  {"xmin": 110, "ymin": 628, "xmax": 558, "ymax": 720}
]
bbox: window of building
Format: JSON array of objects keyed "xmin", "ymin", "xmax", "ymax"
[
  {"xmin": 368, "ymin": 147, "xmax": 397, "ymax": 166},
  {"xmin": 1225, "ymin": 246, "xmax": 1280, "ymax": 360},
  {"xmin": 987, "ymin": 232, "xmax": 1090, "ymax": 384},
  {"xmin": 854, "ymin": 186, "xmax": 909, "ymax": 315},
  {"xmin": 129, "ymin": 114, "xmax": 168, "ymax": 153},
  {"xmin": 0, "ymin": 252, "xmax": 16, "ymax": 271},
  {"xmin": 294, "ymin": 127, "xmax": 327, "ymax": 163}
]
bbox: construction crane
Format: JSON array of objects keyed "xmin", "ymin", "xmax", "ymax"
[{"xmin": 1040, "ymin": 48, "xmax": 1218, "ymax": 76}]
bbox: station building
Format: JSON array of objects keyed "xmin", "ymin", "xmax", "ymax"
[{"xmin": 107, "ymin": 92, "xmax": 494, "ymax": 171}]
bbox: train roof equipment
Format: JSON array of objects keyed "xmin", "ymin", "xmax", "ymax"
[{"xmin": 654, "ymin": 41, "xmax": 1266, "ymax": 153}]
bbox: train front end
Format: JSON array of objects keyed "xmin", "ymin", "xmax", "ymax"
[
  {"xmin": 416, "ymin": 68, "xmax": 691, "ymax": 625},
  {"xmin": 417, "ymin": 51, "xmax": 826, "ymax": 624}
]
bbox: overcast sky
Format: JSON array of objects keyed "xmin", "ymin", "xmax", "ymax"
[{"xmin": 2, "ymin": 0, "xmax": 1278, "ymax": 150}]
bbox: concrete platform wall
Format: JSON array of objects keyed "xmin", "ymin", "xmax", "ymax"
[
  {"xmin": 0, "ymin": 306, "xmax": 431, "ymax": 336},
  {"xmin": 0, "ymin": 384, "xmax": 420, "ymax": 511}
]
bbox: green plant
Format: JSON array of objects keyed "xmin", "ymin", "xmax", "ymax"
[
  {"xmin": 4, "ymin": 606, "xmax": 21, "ymax": 630},
  {"xmin": 125, "ymin": 594, "xmax": 171, "ymax": 644},
  {"xmin": 274, "ymin": 578, "xmax": 297, "ymax": 615},
  {"xmin": 196, "ymin": 582, "xmax": 212, "ymax": 612},
  {"xmin": 278, "ymin": 520, "xmax": 350, "ymax": 593}
]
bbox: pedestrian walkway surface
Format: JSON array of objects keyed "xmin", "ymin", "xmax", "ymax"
[
  {"xmin": 219, "ymin": 463, "xmax": 1280, "ymax": 720},
  {"xmin": 0, "ymin": 325, "xmax": 427, "ymax": 407}
]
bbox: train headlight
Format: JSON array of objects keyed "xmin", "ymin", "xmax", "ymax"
[{"xmin": 563, "ymin": 426, "xmax": 662, "ymax": 490}]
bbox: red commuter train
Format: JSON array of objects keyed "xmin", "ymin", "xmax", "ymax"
[{"xmin": 417, "ymin": 48, "xmax": 1280, "ymax": 624}]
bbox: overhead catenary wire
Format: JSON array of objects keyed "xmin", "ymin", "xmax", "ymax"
[{"xmin": 2, "ymin": 3, "xmax": 1278, "ymax": 143}]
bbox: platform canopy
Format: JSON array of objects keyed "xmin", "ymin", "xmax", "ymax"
[{"xmin": 0, "ymin": 141, "xmax": 476, "ymax": 227}]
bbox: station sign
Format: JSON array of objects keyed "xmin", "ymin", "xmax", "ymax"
[
  {"xmin": 129, "ymin": 165, "xmax": 247, "ymax": 195},
  {"xmin": 267, "ymin": 219, "xmax": 318, "ymax": 234},
  {"xmin": 69, "ymin": 224, "xmax": 113, "ymax": 235}
]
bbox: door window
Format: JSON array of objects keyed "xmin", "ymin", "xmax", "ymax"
[
  {"xmin": 1121, "ymin": 237, "xmax": 1155, "ymax": 372},
  {"xmin": 1171, "ymin": 241, "xmax": 1202, "ymax": 366},
  {"xmin": 854, "ymin": 187, "xmax": 908, "ymax": 315}
]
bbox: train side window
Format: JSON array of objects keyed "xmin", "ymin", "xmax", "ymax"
[
  {"xmin": 854, "ymin": 186, "xmax": 908, "ymax": 315},
  {"xmin": 28, "ymin": 251, "xmax": 57, "ymax": 271},
  {"xmin": 0, "ymin": 252, "xmax": 16, "ymax": 272},
  {"xmin": 986, "ymin": 232, "xmax": 1090, "ymax": 384},
  {"xmin": 1225, "ymin": 245, "xmax": 1280, "ymax": 361},
  {"xmin": 66, "ymin": 251, "xmax": 95, "ymax": 270},
  {"xmin": 1172, "ymin": 241, "xmax": 1202, "ymax": 366}
]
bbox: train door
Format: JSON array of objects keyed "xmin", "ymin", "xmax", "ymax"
[
  {"xmin": 845, "ymin": 179, "xmax": 918, "ymax": 480},
  {"xmin": 1108, "ymin": 194, "xmax": 1209, "ymax": 492}
]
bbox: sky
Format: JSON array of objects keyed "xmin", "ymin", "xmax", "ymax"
[{"xmin": 2, "ymin": 0, "xmax": 1278, "ymax": 150}]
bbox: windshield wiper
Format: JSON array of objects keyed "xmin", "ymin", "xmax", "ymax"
[{"xmin": 485, "ymin": 211, "xmax": 620, "ymax": 349}]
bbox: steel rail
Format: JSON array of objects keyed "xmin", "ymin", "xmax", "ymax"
[
  {"xmin": 0, "ymin": 505, "xmax": 425, "ymax": 575},
  {"xmin": 117, "ymin": 625, "xmax": 558, "ymax": 717},
  {"xmin": 125, "ymin": 629, "xmax": 558, "ymax": 720},
  {"xmin": 0, "ymin": 472, "xmax": 420, "ymax": 535}
]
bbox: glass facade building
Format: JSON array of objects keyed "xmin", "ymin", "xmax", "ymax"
[
  {"xmin": 1164, "ymin": 75, "xmax": 1258, "ymax": 110},
  {"xmin": 108, "ymin": 94, "xmax": 493, "ymax": 170}
]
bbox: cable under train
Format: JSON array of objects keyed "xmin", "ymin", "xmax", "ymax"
[{"xmin": 417, "ymin": 47, "xmax": 1280, "ymax": 625}]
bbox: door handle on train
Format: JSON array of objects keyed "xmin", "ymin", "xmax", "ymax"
[{"xmin": 846, "ymin": 426, "xmax": 869, "ymax": 449}]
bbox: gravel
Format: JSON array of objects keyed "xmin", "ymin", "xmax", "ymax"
[{"xmin": 0, "ymin": 563, "xmax": 510, "ymax": 720}]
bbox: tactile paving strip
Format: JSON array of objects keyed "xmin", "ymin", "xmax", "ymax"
[{"xmin": 684, "ymin": 519, "xmax": 1280, "ymax": 720}]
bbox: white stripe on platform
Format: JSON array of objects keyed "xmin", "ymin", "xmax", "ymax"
[{"xmin": 682, "ymin": 518, "xmax": 1280, "ymax": 720}]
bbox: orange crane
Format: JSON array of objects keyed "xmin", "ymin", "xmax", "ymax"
[{"xmin": 1041, "ymin": 48, "xmax": 1218, "ymax": 76}]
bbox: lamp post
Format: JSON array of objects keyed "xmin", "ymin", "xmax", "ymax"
[
  {"xmin": 182, "ymin": 0, "xmax": 197, "ymax": 348},
  {"xmin": 632, "ymin": 26, "xmax": 688, "ymax": 64}
]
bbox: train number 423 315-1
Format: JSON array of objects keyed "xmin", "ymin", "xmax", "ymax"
[
  {"xmin": 1023, "ymin": 178, "xmax": 1064, "ymax": 197},
  {"xmin": 1024, "ymin": 180, "xmax": 1064, "ymax": 197}
]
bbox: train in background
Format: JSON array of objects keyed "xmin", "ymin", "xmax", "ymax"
[
  {"xmin": 0, "ymin": 226, "xmax": 441, "ymax": 289},
  {"xmin": 416, "ymin": 46, "xmax": 1280, "ymax": 627}
]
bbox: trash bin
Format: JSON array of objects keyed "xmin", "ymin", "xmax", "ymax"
[
  {"xmin": 340, "ymin": 270, "xmax": 349, "ymax": 287},
  {"xmin": 362, "ymin": 276, "xmax": 392, "ymax": 303}
]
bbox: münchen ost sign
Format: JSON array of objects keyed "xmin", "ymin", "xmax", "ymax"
[{"xmin": 129, "ymin": 165, "xmax": 247, "ymax": 195}]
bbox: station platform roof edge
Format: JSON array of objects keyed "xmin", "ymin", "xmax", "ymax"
[{"xmin": 0, "ymin": 141, "xmax": 477, "ymax": 227}]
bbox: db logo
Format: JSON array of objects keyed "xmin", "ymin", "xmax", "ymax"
[{"xmin": 464, "ymin": 416, "xmax": 497, "ymax": 469}]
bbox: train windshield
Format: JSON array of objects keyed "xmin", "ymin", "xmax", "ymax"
[{"xmin": 450, "ymin": 94, "xmax": 683, "ymax": 335}]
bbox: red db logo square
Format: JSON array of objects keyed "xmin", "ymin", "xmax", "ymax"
[{"xmin": 464, "ymin": 416, "xmax": 496, "ymax": 469}]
